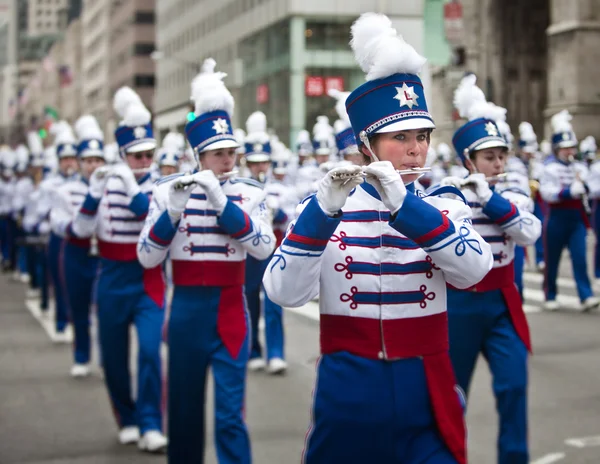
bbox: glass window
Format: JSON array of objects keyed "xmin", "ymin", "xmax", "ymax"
[
  {"xmin": 305, "ymin": 20, "xmax": 353, "ymax": 51},
  {"xmin": 134, "ymin": 11, "xmax": 154, "ymax": 24},
  {"xmin": 134, "ymin": 74, "xmax": 155, "ymax": 87}
]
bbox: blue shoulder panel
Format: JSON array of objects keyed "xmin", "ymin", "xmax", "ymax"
[{"xmin": 425, "ymin": 185, "xmax": 468, "ymax": 205}]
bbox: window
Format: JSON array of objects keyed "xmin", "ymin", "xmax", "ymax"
[
  {"xmin": 134, "ymin": 43, "xmax": 155, "ymax": 55},
  {"xmin": 134, "ymin": 11, "xmax": 154, "ymax": 24},
  {"xmin": 305, "ymin": 20, "xmax": 354, "ymax": 51},
  {"xmin": 134, "ymin": 74, "xmax": 155, "ymax": 87}
]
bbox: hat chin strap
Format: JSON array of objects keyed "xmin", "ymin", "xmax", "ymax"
[{"xmin": 359, "ymin": 131, "xmax": 380, "ymax": 162}]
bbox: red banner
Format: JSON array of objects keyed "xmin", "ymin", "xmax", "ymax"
[
  {"xmin": 305, "ymin": 76, "xmax": 324, "ymax": 96},
  {"xmin": 325, "ymin": 76, "xmax": 344, "ymax": 93}
]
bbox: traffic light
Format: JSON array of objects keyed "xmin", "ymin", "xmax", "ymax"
[
  {"xmin": 39, "ymin": 128, "xmax": 47, "ymax": 139},
  {"xmin": 187, "ymin": 103, "xmax": 196, "ymax": 122}
]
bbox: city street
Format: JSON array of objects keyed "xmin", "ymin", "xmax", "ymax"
[{"xmin": 1, "ymin": 240, "xmax": 600, "ymax": 464}]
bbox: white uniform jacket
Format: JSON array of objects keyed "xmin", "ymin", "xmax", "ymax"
[
  {"xmin": 50, "ymin": 177, "xmax": 93, "ymax": 248},
  {"xmin": 540, "ymin": 159, "xmax": 589, "ymax": 207},
  {"xmin": 71, "ymin": 171, "xmax": 157, "ymax": 262},
  {"xmin": 12, "ymin": 177, "xmax": 34, "ymax": 222},
  {"xmin": 263, "ymin": 182, "xmax": 493, "ymax": 361},
  {"xmin": 137, "ymin": 174, "xmax": 276, "ymax": 287}
]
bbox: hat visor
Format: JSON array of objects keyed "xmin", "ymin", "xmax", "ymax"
[
  {"xmin": 159, "ymin": 161, "xmax": 179, "ymax": 167},
  {"xmin": 374, "ymin": 117, "xmax": 436, "ymax": 134},
  {"xmin": 555, "ymin": 141, "xmax": 578, "ymax": 149},
  {"xmin": 273, "ymin": 168, "xmax": 287, "ymax": 175},
  {"xmin": 246, "ymin": 154, "xmax": 270, "ymax": 163},
  {"xmin": 472, "ymin": 139, "xmax": 508, "ymax": 152},
  {"xmin": 199, "ymin": 139, "xmax": 240, "ymax": 153},
  {"xmin": 125, "ymin": 141, "xmax": 157, "ymax": 154},
  {"xmin": 314, "ymin": 149, "xmax": 331, "ymax": 155},
  {"xmin": 80, "ymin": 149, "xmax": 105, "ymax": 159}
]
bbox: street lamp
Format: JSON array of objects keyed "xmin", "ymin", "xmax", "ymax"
[{"xmin": 150, "ymin": 50, "xmax": 201, "ymax": 73}]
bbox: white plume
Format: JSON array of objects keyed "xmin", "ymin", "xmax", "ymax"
[
  {"xmin": 103, "ymin": 143, "xmax": 120, "ymax": 164},
  {"xmin": 519, "ymin": 122, "xmax": 537, "ymax": 143},
  {"xmin": 123, "ymin": 103, "xmax": 151, "ymax": 127},
  {"xmin": 52, "ymin": 121, "xmax": 77, "ymax": 146},
  {"xmin": 484, "ymin": 103, "xmax": 508, "ymax": 123},
  {"xmin": 453, "ymin": 74, "xmax": 489, "ymax": 121},
  {"xmin": 328, "ymin": 89, "xmax": 351, "ymax": 125},
  {"xmin": 162, "ymin": 132, "xmax": 185, "ymax": 152},
  {"xmin": 540, "ymin": 140, "xmax": 551, "ymax": 156},
  {"xmin": 295, "ymin": 129, "xmax": 311, "ymax": 145},
  {"xmin": 190, "ymin": 58, "xmax": 234, "ymax": 117},
  {"xmin": 313, "ymin": 116, "xmax": 334, "ymax": 138},
  {"xmin": 75, "ymin": 115, "xmax": 104, "ymax": 141},
  {"xmin": 245, "ymin": 112, "xmax": 270, "ymax": 145},
  {"xmin": 551, "ymin": 109, "xmax": 573, "ymax": 133},
  {"xmin": 234, "ymin": 128, "xmax": 246, "ymax": 145},
  {"xmin": 496, "ymin": 120, "xmax": 513, "ymax": 144},
  {"xmin": 334, "ymin": 119, "xmax": 348, "ymax": 134},
  {"xmin": 113, "ymin": 87, "xmax": 143, "ymax": 119},
  {"xmin": 580, "ymin": 135, "xmax": 597, "ymax": 153},
  {"xmin": 350, "ymin": 12, "xmax": 426, "ymax": 81},
  {"xmin": 437, "ymin": 143, "xmax": 452, "ymax": 160},
  {"xmin": 27, "ymin": 131, "xmax": 43, "ymax": 154},
  {"xmin": 1, "ymin": 148, "xmax": 17, "ymax": 170}
]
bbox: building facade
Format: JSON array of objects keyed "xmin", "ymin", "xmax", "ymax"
[
  {"xmin": 108, "ymin": 0, "xmax": 156, "ymax": 133},
  {"xmin": 27, "ymin": 0, "xmax": 69, "ymax": 37},
  {"xmin": 80, "ymin": 0, "xmax": 111, "ymax": 134},
  {"xmin": 0, "ymin": 0, "xmax": 18, "ymax": 141},
  {"xmin": 153, "ymin": 0, "xmax": 427, "ymax": 145}
]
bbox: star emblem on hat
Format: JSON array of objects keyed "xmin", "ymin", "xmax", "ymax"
[
  {"xmin": 484, "ymin": 122, "xmax": 499, "ymax": 136},
  {"xmin": 133, "ymin": 126, "xmax": 147, "ymax": 139},
  {"xmin": 562, "ymin": 132, "xmax": 570, "ymax": 141},
  {"xmin": 253, "ymin": 143, "xmax": 263, "ymax": 152},
  {"xmin": 88, "ymin": 140, "xmax": 99, "ymax": 149},
  {"xmin": 394, "ymin": 83, "xmax": 419, "ymax": 109},
  {"xmin": 64, "ymin": 144, "xmax": 73, "ymax": 152},
  {"xmin": 212, "ymin": 118, "xmax": 229, "ymax": 135}
]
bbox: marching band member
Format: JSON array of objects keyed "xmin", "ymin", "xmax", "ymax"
[
  {"xmin": 157, "ymin": 132, "xmax": 184, "ymax": 177},
  {"xmin": 242, "ymin": 113, "xmax": 289, "ymax": 374},
  {"xmin": 582, "ymin": 137, "xmax": 600, "ymax": 278},
  {"xmin": 50, "ymin": 117, "xmax": 105, "ymax": 376},
  {"xmin": 35, "ymin": 122, "xmax": 79, "ymax": 339},
  {"xmin": 264, "ymin": 14, "xmax": 493, "ymax": 464},
  {"xmin": 11, "ymin": 145, "xmax": 32, "ymax": 283},
  {"xmin": 442, "ymin": 74, "xmax": 541, "ymax": 464},
  {"xmin": 0, "ymin": 147, "xmax": 17, "ymax": 271},
  {"xmin": 69, "ymin": 90, "xmax": 167, "ymax": 451},
  {"xmin": 137, "ymin": 58, "xmax": 275, "ymax": 464},
  {"xmin": 539, "ymin": 110, "xmax": 599, "ymax": 311}
]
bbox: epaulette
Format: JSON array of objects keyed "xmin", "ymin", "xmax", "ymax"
[
  {"xmin": 230, "ymin": 177, "xmax": 265, "ymax": 190},
  {"xmin": 425, "ymin": 185, "xmax": 468, "ymax": 205},
  {"xmin": 156, "ymin": 172, "xmax": 185, "ymax": 186}
]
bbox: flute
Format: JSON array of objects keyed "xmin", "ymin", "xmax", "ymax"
[
  {"xmin": 173, "ymin": 170, "xmax": 238, "ymax": 190},
  {"xmin": 330, "ymin": 167, "xmax": 431, "ymax": 181},
  {"xmin": 460, "ymin": 173, "xmax": 508, "ymax": 187}
]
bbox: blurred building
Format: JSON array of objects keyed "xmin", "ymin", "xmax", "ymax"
[
  {"xmin": 153, "ymin": 0, "xmax": 428, "ymax": 145},
  {"xmin": 0, "ymin": 0, "xmax": 18, "ymax": 141},
  {"xmin": 108, "ymin": 0, "xmax": 156, "ymax": 136},
  {"xmin": 27, "ymin": 0, "xmax": 69, "ymax": 37},
  {"xmin": 425, "ymin": 0, "xmax": 600, "ymax": 146}
]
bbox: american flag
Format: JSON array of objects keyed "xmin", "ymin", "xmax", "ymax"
[
  {"xmin": 18, "ymin": 88, "xmax": 28, "ymax": 107},
  {"xmin": 8, "ymin": 99, "xmax": 16, "ymax": 119},
  {"xmin": 58, "ymin": 65, "xmax": 73, "ymax": 87}
]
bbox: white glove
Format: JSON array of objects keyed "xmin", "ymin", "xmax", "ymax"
[
  {"xmin": 38, "ymin": 221, "xmax": 50, "ymax": 235},
  {"xmin": 88, "ymin": 166, "xmax": 113, "ymax": 199},
  {"xmin": 167, "ymin": 175, "xmax": 196, "ymax": 222},
  {"xmin": 265, "ymin": 194, "xmax": 280, "ymax": 212},
  {"xmin": 570, "ymin": 180, "xmax": 586, "ymax": 198},
  {"xmin": 364, "ymin": 161, "xmax": 407, "ymax": 214},
  {"xmin": 464, "ymin": 173, "xmax": 493, "ymax": 204},
  {"xmin": 316, "ymin": 165, "xmax": 364, "ymax": 216},
  {"xmin": 112, "ymin": 164, "xmax": 140, "ymax": 197},
  {"xmin": 192, "ymin": 171, "xmax": 228, "ymax": 214},
  {"xmin": 440, "ymin": 176, "xmax": 466, "ymax": 189}
]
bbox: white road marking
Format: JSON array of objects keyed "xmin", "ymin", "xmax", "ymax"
[
  {"xmin": 565, "ymin": 435, "xmax": 600, "ymax": 448},
  {"xmin": 530, "ymin": 453, "xmax": 566, "ymax": 464},
  {"xmin": 25, "ymin": 298, "xmax": 73, "ymax": 343}
]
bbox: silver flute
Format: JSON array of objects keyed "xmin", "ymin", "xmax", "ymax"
[
  {"xmin": 173, "ymin": 170, "xmax": 238, "ymax": 190},
  {"xmin": 330, "ymin": 167, "xmax": 431, "ymax": 181},
  {"xmin": 460, "ymin": 173, "xmax": 508, "ymax": 187}
]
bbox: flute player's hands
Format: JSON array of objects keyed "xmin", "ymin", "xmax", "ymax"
[
  {"xmin": 316, "ymin": 165, "xmax": 364, "ymax": 216},
  {"xmin": 364, "ymin": 161, "xmax": 406, "ymax": 214}
]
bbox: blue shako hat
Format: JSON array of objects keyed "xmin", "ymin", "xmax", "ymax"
[
  {"xmin": 312, "ymin": 116, "xmax": 335, "ymax": 155},
  {"xmin": 50, "ymin": 121, "xmax": 78, "ymax": 158},
  {"xmin": 157, "ymin": 131, "xmax": 185, "ymax": 167},
  {"xmin": 551, "ymin": 110, "xmax": 577, "ymax": 149},
  {"xmin": 328, "ymin": 89, "xmax": 358, "ymax": 156},
  {"xmin": 346, "ymin": 13, "xmax": 434, "ymax": 154},
  {"xmin": 295, "ymin": 129, "xmax": 313, "ymax": 157},
  {"xmin": 243, "ymin": 111, "xmax": 271, "ymax": 163},
  {"xmin": 451, "ymin": 74, "xmax": 507, "ymax": 164},
  {"xmin": 113, "ymin": 86, "xmax": 156, "ymax": 156},
  {"xmin": 74, "ymin": 115, "xmax": 105, "ymax": 159},
  {"xmin": 185, "ymin": 58, "xmax": 239, "ymax": 158}
]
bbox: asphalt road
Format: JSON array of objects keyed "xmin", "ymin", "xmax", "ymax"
[{"xmin": 1, "ymin": 238, "xmax": 600, "ymax": 464}]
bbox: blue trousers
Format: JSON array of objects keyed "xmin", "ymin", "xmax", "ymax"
[
  {"xmin": 168, "ymin": 286, "xmax": 251, "ymax": 464},
  {"xmin": 63, "ymin": 243, "xmax": 98, "ymax": 364},
  {"xmin": 304, "ymin": 352, "xmax": 457, "ymax": 464},
  {"xmin": 447, "ymin": 289, "xmax": 528, "ymax": 464},
  {"xmin": 514, "ymin": 246, "xmax": 525, "ymax": 300},
  {"xmin": 48, "ymin": 233, "xmax": 68, "ymax": 332},
  {"xmin": 533, "ymin": 198, "xmax": 545, "ymax": 265},
  {"xmin": 96, "ymin": 259, "xmax": 164, "ymax": 434},
  {"xmin": 544, "ymin": 210, "xmax": 592, "ymax": 302},
  {"xmin": 26, "ymin": 244, "xmax": 49, "ymax": 309},
  {"xmin": 0, "ymin": 216, "xmax": 8, "ymax": 264},
  {"xmin": 246, "ymin": 285, "xmax": 285, "ymax": 361}
]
